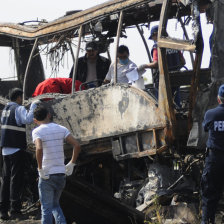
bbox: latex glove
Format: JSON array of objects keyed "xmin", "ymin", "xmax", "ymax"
[
  {"xmin": 38, "ymin": 168, "xmax": 49, "ymax": 180},
  {"xmin": 65, "ymin": 161, "xmax": 76, "ymax": 176}
]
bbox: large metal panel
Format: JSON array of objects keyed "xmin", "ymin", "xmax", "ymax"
[{"xmin": 27, "ymin": 84, "xmax": 166, "ymax": 145}]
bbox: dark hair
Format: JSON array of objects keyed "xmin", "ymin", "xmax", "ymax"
[
  {"xmin": 118, "ymin": 45, "xmax": 129, "ymax": 55},
  {"xmin": 9, "ymin": 88, "xmax": 23, "ymax": 101},
  {"xmin": 34, "ymin": 106, "xmax": 49, "ymax": 121}
]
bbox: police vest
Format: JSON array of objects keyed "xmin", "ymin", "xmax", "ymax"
[
  {"xmin": 0, "ymin": 104, "xmax": 27, "ymax": 149},
  {"xmin": 151, "ymin": 43, "xmax": 182, "ymax": 72}
]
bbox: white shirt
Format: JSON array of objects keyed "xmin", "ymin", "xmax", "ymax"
[
  {"xmin": 105, "ymin": 59, "xmax": 137, "ymax": 83},
  {"xmin": 32, "ymin": 122, "xmax": 70, "ymax": 175}
]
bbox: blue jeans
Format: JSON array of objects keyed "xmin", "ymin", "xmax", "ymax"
[{"xmin": 38, "ymin": 174, "xmax": 66, "ymax": 224}]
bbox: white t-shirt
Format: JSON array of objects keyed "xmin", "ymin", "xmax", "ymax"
[
  {"xmin": 32, "ymin": 122, "xmax": 70, "ymax": 175},
  {"xmin": 105, "ymin": 59, "xmax": 137, "ymax": 83}
]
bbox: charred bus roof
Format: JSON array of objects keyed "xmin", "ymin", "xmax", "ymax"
[{"xmin": 0, "ymin": 0, "xmax": 192, "ymax": 45}]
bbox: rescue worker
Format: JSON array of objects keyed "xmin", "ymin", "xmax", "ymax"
[
  {"xmin": 143, "ymin": 25, "xmax": 186, "ymax": 106},
  {"xmin": 201, "ymin": 84, "xmax": 224, "ymax": 224},
  {"xmin": 0, "ymin": 88, "xmax": 38, "ymax": 220}
]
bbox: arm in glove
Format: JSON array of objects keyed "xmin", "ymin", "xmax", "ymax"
[
  {"xmin": 38, "ymin": 168, "xmax": 49, "ymax": 180},
  {"xmin": 65, "ymin": 161, "xmax": 76, "ymax": 176}
]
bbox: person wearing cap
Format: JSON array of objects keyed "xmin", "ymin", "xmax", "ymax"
[
  {"xmin": 69, "ymin": 41, "xmax": 110, "ymax": 87},
  {"xmin": 0, "ymin": 88, "xmax": 39, "ymax": 220},
  {"xmin": 143, "ymin": 25, "xmax": 185, "ymax": 106},
  {"xmin": 201, "ymin": 84, "xmax": 224, "ymax": 224}
]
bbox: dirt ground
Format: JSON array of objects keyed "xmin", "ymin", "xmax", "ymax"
[{"xmin": 0, "ymin": 202, "xmax": 41, "ymax": 224}]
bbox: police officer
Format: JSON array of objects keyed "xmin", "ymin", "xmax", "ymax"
[
  {"xmin": 0, "ymin": 88, "xmax": 38, "ymax": 220},
  {"xmin": 143, "ymin": 25, "xmax": 186, "ymax": 106},
  {"xmin": 201, "ymin": 84, "xmax": 224, "ymax": 224}
]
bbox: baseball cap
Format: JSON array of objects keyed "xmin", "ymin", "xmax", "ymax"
[
  {"xmin": 85, "ymin": 42, "xmax": 98, "ymax": 51},
  {"xmin": 149, "ymin": 25, "xmax": 158, "ymax": 39},
  {"xmin": 218, "ymin": 84, "xmax": 224, "ymax": 97}
]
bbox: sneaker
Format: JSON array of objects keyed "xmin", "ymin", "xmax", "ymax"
[{"xmin": 0, "ymin": 211, "xmax": 9, "ymax": 220}]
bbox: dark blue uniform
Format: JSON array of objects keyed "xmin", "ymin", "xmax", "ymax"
[
  {"xmin": 151, "ymin": 43, "xmax": 182, "ymax": 107},
  {"xmin": 201, "ymin": 104, "xmax": 224, "ymax": 224},
  {"xmin": 0, "ymin": 104, "xmax": 27, "ymax": 216}
]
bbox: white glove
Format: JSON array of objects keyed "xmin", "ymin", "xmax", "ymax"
[
  {"xmin": 65, "ymin": 161, "xmax": 76, "ymax": 176},
  {"xmin": 38, "ymin": 168, "xmax": 49, "ymax": 180}
]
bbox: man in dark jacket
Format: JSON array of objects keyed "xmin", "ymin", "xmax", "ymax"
[
  {"xmin": 0, "ymin": 88, "xmax": 38, "ymax": 220},
  {"xmin": 69, "ymin": 41, "xmax": 110, "ymax": 87}
]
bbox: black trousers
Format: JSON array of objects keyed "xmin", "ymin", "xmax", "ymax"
[
  {"xmin": 201, "ymin": 149, "xmax": 224, "ymax": 224},
  {"xmin": 0, "ymin": 150, "xmax": 24, "ymax": 213}
]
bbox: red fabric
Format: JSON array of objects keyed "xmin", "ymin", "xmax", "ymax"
[
  {"xmin": 32, "ymin": 78, "xmax": 84, "ymax": 97},
  {"xmin": 153, "ymin": 48, "xmax": 158, "ymax": 62}
]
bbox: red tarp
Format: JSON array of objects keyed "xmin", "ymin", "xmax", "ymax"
[{"xmin": 32, "ymin": 78, "xmax": 83, "ymax": 97}]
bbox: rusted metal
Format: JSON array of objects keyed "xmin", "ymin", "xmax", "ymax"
[
  {"xmin": 136, "ymin": 25, "xmax": 152, "ymax": 62},
  {"xmin": 12, "ymin": 39, "xmax": 45, "ymax": 97},
  {"xmin": 136, "ymin": 133, "xmax": 141, "ymax": 152},
  {"xmin": 158, "ymin": 37, "xmax": 196, "ymax": 52},
  {"xmin": 23, "ymin": 38, "xmax": 38, "ymax": 101},
  {"xmin": 0, "ymin": 0, "xmax": 194, "ymax": 45},
  {"xmin": 0, "ymin": 0, "xmax": 153, "ymax": 40},
  {"xmin": 169, "ymin": 68, "xmax": 210, "ymax": 87},
  {"xmin": 114, "ymin": 11, "xmax": 124, "ymax": 84},
  {"xmin": 27, "ymin": 84, "xmax": 166, "ymax": 145},
  {"xmin": 68, "ymin": 41, "xmax": 75, "ymax": 65},
  {"xmin": 157, "ymin": 0, "xmax": 176, "ymax": 142},
  {"xmin": 188, "ymin": 0, "xmax": 203, "ymax": 132},
  {"xmin": 179, "ymin": 17, "xmax": 195, "ymax": 67},
  {"xmin": 62, "ymin": 178, "xmax": 145, "ymax": 224},
  {"xmin": 153, "ymin": 128, "xmax": 158, "ymax": 149},
  {"xmin": 71, "ymin": 25, "xmax": 83, "ymax": 93}
]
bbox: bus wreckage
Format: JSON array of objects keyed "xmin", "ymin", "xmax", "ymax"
[{"xmin": 0, "ymin": 0, "xmax": 221, "ymax": 223}]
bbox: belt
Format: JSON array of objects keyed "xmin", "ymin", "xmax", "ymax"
[{"xmin": 49, "ymin": 173, "xmax": 65, "ymax": 176}]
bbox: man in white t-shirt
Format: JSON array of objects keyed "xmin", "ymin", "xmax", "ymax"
[{"xmin": 32, "ymin": 106, "xmax": 81, "ymax": 224}]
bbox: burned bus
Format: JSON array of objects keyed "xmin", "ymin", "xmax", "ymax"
[{"xmin": 0, "ymin": 0, "xmax": 217, "ymax": 223}]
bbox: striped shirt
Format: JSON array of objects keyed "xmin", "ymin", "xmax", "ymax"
[{"xmin": 32, "ymin": 122, "xmax": 70, "ymax": 175}]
